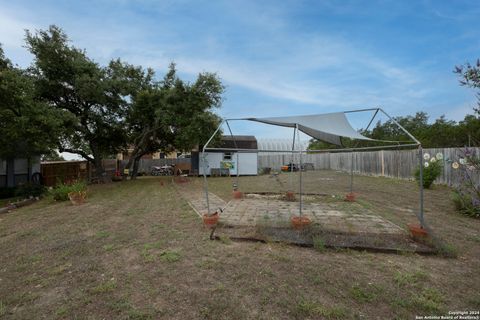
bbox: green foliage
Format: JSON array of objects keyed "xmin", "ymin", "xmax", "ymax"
[
  {"xmin": 455, "ymin": 59, "xmax": 480, "ymax": 112},
  {"xmin": 410, "ymin": 288, "xmax": 444, "ymax": 313},
  {"xmin": 349, "ymin": 284, "xmax": 377, "ymax": 303},
  {"xmin": 393, "ymin": 270, "xmax": 428, "ymax": 287},
  {"xmin": 14, "ymin": 183, "xmax": 45, "ymax": 198},
  {"xmin": 452, "ymin": 191, "xmax": 480, "ymax": 218},
  {"xmin": 91, "ymin": 279, "xmax": 117, "ymax": 294},
  {"xmin": 0, "ymin": 46, "xmax": 66, "ymax": 159},
  {"xmin": 25, "ymin": 25, "xmax": 153, "ymax": 174},
  {"xmin": 0, "ymin": 301, "xmax": 5, "ymax": 317},
  {"xmin": 159, "ymin": 250, "xmax": 181, "ymax": 263},
  {"xmin": 50, "ymin": 180, "xmax": 87, "ymax": 201},
  {"xmin": 295, "ymin": 300, "xmax": 346, "ymax": 319},
  {"xmin": 313, "ymin": 237, "xmax": 326, "ymax": 252},
  {"xmin": 451, "ymin": 148, "xmax": 480, "ymax": 218},
  {"xmin": 125, "ymin": 63, "xmax": 223, "ymax": 178},
  {"xmin": 414, "ymin": 161, "xmax": 442, "ymax": 189}
]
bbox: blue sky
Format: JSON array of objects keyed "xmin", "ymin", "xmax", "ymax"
[{"xmin": 1, "ymin": 0, "xmax": 479, "ymax": 139}]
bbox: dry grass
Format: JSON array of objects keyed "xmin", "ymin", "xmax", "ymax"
[{"xmin": 0, "ymin": 174, "xmax": 479, "ymax": 319}]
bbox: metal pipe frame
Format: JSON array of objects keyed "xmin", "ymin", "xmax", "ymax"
[
  {"xmin": 290, "ymin": 125, "xmax": 297, "ymax": 192},
  {"xmin": 225, "ymin": 120, "xmax": 240, "ymax": 190},
  {"xmin": 205, "ymin": 143, "xmax": 419, "ymax": 153},
  {"xmin": 202, "ymin": 120, "xmax": 225, "ymax": 215},
  {"xmin": 201, "ymin": 108, "xmax": 425, "ymax": 229}
]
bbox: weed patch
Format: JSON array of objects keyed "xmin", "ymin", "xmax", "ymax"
[
  {"xmin": 91, "ymin": 279, "xmax": 117, "ymax": 294},
  {"xmin": 393, "ymin": 270, "xmax": 428, "ymax": 287},
  {"xmin": 159, "ymin": 250, "xmax": 181, "ymax": 263},
  {"xmin": 349, "ymin": 283, "xmax": 379, "ymax": 303},
  {"xmin": 410, "ymin": 288, "xmax": 444, "ymax": 313},
  {"xmin": 295, "ymin": 299, "xmax": 347, "ymax": 319}
]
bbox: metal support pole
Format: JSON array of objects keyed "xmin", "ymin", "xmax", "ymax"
[
  {"xmin": 202, "ymin": 121, "xmax": 224, "ymax": 215},
  {"xmin": 225, "ymin": 120, "xmax": 240, "ymax": 190},
  {"xmin": 290, "ymin": 125, "xmax": 297, "ymax": 191},
  {"xmin": 350, "ymin": 152, "xmax": 354, "ymax": 193},
  {"xmin": 418, "ymin": 145, "xmax": 425, "ymax": 228},
  {"xmin": 202, "ymin": 152, "xmax": 210, "ymax": 215},
  {"xmin": 298, "ymin": 124, "xmax": 303, "ymax": 216}
]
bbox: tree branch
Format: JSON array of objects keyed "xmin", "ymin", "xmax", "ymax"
[{"xmin": 58, "ymin": 147, "xmax": 94, "ymax": 163}]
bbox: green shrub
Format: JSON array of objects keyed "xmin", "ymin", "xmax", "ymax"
[
  {"xmin": 50, "ymin": 180, "xmax": 87, "ymax": 201},
  {"xmin": 452, "ymin": 191, "xmax": 480, "ymax": 218},
  {"xmin": 14, "ymin": 183, "xmax": 45, "ymax": 198},
  {"xmin": 414, "ymin": 161, "xmax": 442, "ymax": 189}
]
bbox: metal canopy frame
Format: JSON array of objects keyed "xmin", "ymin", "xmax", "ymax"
[{"xmin": 201, "ymin": 107, "xmax": 426, "ymax": 229}]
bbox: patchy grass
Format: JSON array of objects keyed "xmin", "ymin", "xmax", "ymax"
[
  {"xmin": 159, "ymin": 250, "xmax": 181, "ymax": 263},
  {"xmin": 410, "ymin": 288, "xmax": 445, "ymax": 313},
  {"xmin": 0, "ymin": 175, "xmax": 478, "ymax": 319},
  {"xmin": 394, "ymin": 270, "xmax": 428, "ymax": 287},
  {"xmin": 349, "ymin": 283, "xmax": 379, "ymax": 303},
  {"xmin": 91, "ymin": 279, "xmax": 117, "ymax": 294},
  {"xmin": 295, "ymin": 299, "xmax": 347, "ymax": 319},
  {"xmin": 313, "ymin": 236, "xmax": 326, "ymax": 252},
  {"xmin": 0, "ymin": 301, "xmax": 6, "ymax": 317}
]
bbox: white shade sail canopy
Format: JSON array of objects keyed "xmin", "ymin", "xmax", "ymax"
[{"xmin": 246, "ymin": 112, "xmax": 373, "ymax": 146}]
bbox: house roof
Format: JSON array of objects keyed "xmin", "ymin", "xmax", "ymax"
[{"xmin": 220, "ymin": 135, "xmax": 257, "ymax": 150}]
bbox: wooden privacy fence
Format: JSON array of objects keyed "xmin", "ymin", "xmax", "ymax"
[
  {"xmin": 41, "ymin": 161, "xmax": 90, "ymax": 187},
  {"xmin": 258, "ymin": 147, "xmax": 480, "ymax": 187},
  {"xmin": 41, "ymin": 158, "xmax": 193, "ymax": 186}
]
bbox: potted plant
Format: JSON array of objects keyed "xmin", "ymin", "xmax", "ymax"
[
  {"xmin": 203, "ymin": 211, "xmax": 219, "ymax": 228},
  {"xmin": 345, "ymin": 192, "xmax": 356, "ymax": 202},
  {"xmin": 67, "ymin": 181, "xmax": 88, "ymax": 205},
  {"xmin": 291, "ymin": 215, "xmax": 311, "ymax": 229},
  {"xmin": 285, "ymin": 191, "xmax": 296, "ymax": 201},
  {"xmin": 232, "ymin": 190, "xmax": 243, "ymax": 199},
  {"xmin": 407, "ymin": 223, "xmax": 428, "ymax": 241}
]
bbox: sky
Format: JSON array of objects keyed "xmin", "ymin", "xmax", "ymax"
[{"xmin": 1, "ymin": 0, "xmax": 479, "ymax": 147}]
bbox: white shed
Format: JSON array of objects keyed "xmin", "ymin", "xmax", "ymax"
[{"xmin": 198, "ymin": 135, "xmax": 258, "ymax": 176}]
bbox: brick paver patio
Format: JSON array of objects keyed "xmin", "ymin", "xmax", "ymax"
[{"xmin": 175, "ymin": 183, "xmax": 433, "ymax": 252}]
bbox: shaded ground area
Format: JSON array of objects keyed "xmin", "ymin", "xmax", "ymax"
[{"xmin": 0, "ymin": 175, "xmax": 479, "ymax": 319}]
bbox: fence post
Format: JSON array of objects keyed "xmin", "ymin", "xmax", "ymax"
[
  {"xmin": 380, "ymin": 150, "xmax": 385, "ymax": 176},
  {"xmin": 418, "ymin": 146, "xmax": 425, "ymax": 228}
]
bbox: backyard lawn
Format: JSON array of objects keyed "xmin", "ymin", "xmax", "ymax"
[{"xmin": 0, "ymin": 174, "xmax": 479, "ymax": 319}]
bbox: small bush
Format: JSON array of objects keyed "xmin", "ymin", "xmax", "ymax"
[
  {"xmin": 452, "ymin": 191, "xmax": 480, "ymax": 218},
  {"xmin": 414, "ymin": 161, "xmax": 442, "ymax": 189},
  {"xmin": 50, "ymin": 180, "xmax": 87, "ymax": 201},
  {"xmin": 14, "ymin": 183, "xmax": 45, "ymax": 198}
]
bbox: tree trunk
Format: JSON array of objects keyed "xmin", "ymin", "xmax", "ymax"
[
  {"xmin": 131, "ymin": 155, "xmax": 142, "ymax": 180},
  {"xmin": 123, "ymin": 156, "xmax": 135, "ymax": 181},
  {"xmin": 90, "ymin": 144, "xmax": 107, "ymax": 183}
]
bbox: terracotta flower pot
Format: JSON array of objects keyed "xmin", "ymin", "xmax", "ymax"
[
  {"xmin": 68, "ymin": 191, "xmax": 87, "ymax": 205},
  {"xmin": 285, "ymin": 191, "xmax": 296, "ymax": 201},
  {"xmin": 232, "ymin": 190, "xmax": 243, "ymax": 199},
  {"xmin": 408, "ymin": 224, "xmax": 428, "ymax": 239},
  {"xmin": 203, "ymin": 212, "xmax": 219, "ymax": 228},
  {"xmin": 291, "ymin": 215, "xmax": 311, "ymax": 230},
  {"xmin": 345, "ymin": 192, "xmax": 356, "ymax": 202}
]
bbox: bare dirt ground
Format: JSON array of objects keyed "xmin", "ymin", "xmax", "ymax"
[{"xmin": 0, "ymin": 173, "xmax": 479, "ymax": 319}]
